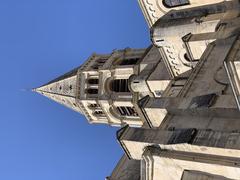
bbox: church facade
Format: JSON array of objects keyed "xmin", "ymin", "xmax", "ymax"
[{"xmin": 34, "ymin": 0, "xmax": 240, "ymax": 179}]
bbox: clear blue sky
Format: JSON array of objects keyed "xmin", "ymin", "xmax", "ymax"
[{"xmin": 0, "ymin": 1, "xmax": 150, "ymax": 179}]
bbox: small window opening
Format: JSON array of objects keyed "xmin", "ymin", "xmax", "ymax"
[
  {"xmin": 86, "ymin": 88, "xmax": 98, "ymax": 94},
  {"xmin": 69, "ymin": 85, "xmax": 73, "ymax": 90},
  {"xmin": 88, "ymin": 79, "xmax": 99, "ymax": 84},
  {"xmin": 95, "ymin": 111, "xmax": 103, "ymax": 115},
  {"xmin": 89, "ymin": 104, "xmax": 100, "ymax": 108},
  {"xmin": 59, "ymin": 86, "xmax": 62, "ymax": 90},
  {"xmin": 93, "ymin": 110, "xmax": 105, "ymax": 117}
]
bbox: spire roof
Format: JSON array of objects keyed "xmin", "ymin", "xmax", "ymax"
[{"xmin": 34, "ymin": 67, "xmax": 83, "ymax": 114}]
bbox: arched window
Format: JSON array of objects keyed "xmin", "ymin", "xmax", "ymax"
[
  {"xmin": 110, "ymin": 79, "xmax": 130, "ymax": 92},
  {"xmin": 163, "ymin": 0, "xmax": 190, "ymax": 8},
  {"xmin": 86, "ymin": 88, "xmax": 98, "ymax": 94},
  {"xmin": 116, "ymin": 106, "xmax": 138, "ymax": 117},
  {"xmin": 88, "ymin": 79, "xmax": 99, "ymax": 84}
]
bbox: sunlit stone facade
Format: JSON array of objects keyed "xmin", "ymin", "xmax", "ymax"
[{"xmin": 35, "ymin": 0, "xmax": 240, "ymax": 179}]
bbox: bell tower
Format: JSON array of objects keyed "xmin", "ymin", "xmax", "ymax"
[{"xmin": 34, "ymin": 48, "xmax": 147, "ymax": 127}]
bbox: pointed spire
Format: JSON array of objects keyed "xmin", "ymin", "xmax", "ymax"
[{"xmin": 33, "ymin": 67, "xmax": 83, "ymax": 114}]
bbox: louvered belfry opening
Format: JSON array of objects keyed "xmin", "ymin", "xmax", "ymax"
[
  {"xmin": 110, "ymin": 79, "xmax": 130, "ymax": 92},
  {"xmin": 116, "ymin": 107, "xmax": 138, "ymax": 117}
]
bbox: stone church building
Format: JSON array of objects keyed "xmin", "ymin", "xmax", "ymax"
[{"xmin": 34, "ymin": 0, "xmax": 240, "ymax": 179}]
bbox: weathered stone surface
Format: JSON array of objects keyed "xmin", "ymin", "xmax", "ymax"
[{"xmin": 34, "ymin": 0, "xmax": 240, "ymax": 179}]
